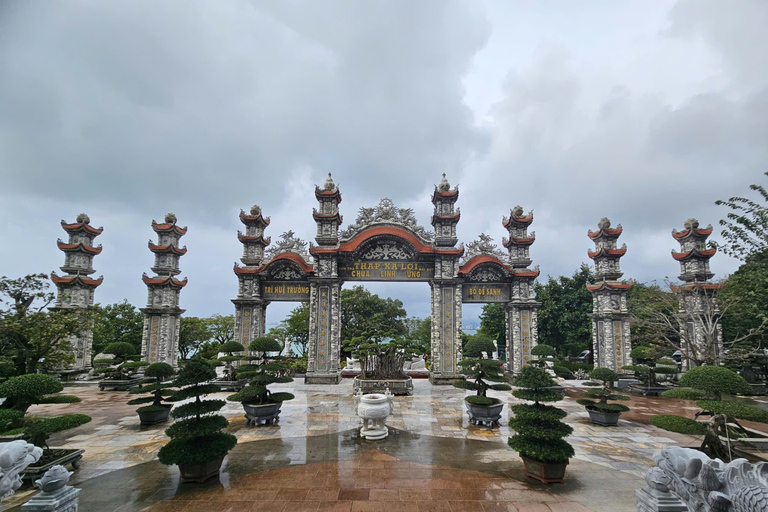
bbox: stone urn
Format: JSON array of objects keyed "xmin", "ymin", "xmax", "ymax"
[{"xmin": 354, "ymin": 389, "xmax": 394, "ymax": 440}]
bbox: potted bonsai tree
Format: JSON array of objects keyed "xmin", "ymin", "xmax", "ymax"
[
  {"xmin": 216, "ymin": 341, "xmax": 247, "ymax": 391},
  {"xmin": 0, "ymin": 374, "xmax": 90, "ymax": 478},
  {"xmin": 508, "ymin": 366, "xmax": 574, "ymax": 483},
  {"xmin": 94, "ymin": 342, "xmax": 148, "ymax": 391},
  {"xmin": 343, "ymin": 330, "xmax": 422, "ymax": 395},
  {"xmin": 577, "ymin": 367, "xmax": 630, "ymax": 426},
  {"xmin": 127, "ymin": 362, "xmax": 176, "ymax": 425},
  {"xmin": 653, "ymin": 365, "xmax": 768, "ymax": 461},
  {"xmin": 158, "ymin": 359, "xmax": 237, "ymax": 482},
  {"xmin": 227, "ymin": 336, "xmax": 295, "ymax": 426},
  {"xmin": 622, "ymin": 344, "xmax": 678, "ymax": 396},
  {"xmin": 453, "ymin": 355, "xmax": 511, "ymax": 427}
]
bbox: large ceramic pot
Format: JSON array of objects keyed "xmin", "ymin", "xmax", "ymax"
[
  {"xmin": 178, "ymin": 454, "xmax": 225, "ymax": 483},
  {"xmin": 137, "ymin": 404, "xmax": 173, "ymax": 425},
  {"xmin": 242, "ymin": 401, "xmax": 283, "ymax": 426},
  {"xmin": 586, "ymin": 407, "xmax": 621, "ymax": 427},
  {"xmin": 354, "ymin": 389, "xmax": 394, "ymax": 440},
  {"xmin": 520, "ymin": 455, "xmax": 568, "ymax": 484},
  {"xmin": 465, "ymin": 398, "xmax": 504, "ymax": 427}
]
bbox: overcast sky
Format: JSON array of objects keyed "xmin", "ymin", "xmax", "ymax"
[{"xmin": 1, "ymin": 0, "xmax": 766, "ymax": 328}]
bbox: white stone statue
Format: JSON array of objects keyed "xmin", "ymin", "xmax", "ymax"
[
  {"xmin": 0, "ymin": 440, "xmax": 43, "ymax": 500},
  {"xmin": 354, "ymin": 389, "xmax": 394, "ymax": 440},
  {"xmin": 21, "ymin": 464, "xmax": 82, "ymax": 511},
  {"xmin": 345, "ymin": 357, "xmax": 361, "ymax": 371}
]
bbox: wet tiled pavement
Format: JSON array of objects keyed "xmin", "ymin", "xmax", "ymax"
[{"xmin": 2, "ymin": 379, "xmax": 727, "ymax": 512}]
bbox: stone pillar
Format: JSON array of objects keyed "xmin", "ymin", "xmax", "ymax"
[
  {"xmin": 587, "ymin": 218, "xmax": 632, "ymax": 371},
  {"xmin": 306, "ymin": 279, "xmax": 342, "ymax": 383},
  {"xmin": 50, "ymin": 213, "xmax": 104, "ymax": 370},
  {"xmin": 140, "ymin": 213, "xmax": 187, "ymax": 368},
  {"xmin": 671, "ymin": 219, "xmax": 723, "ymax": 370},
  {"xmin": 429, "ymin": 280, "xmax": 463, "ymax": 384},
  {"xmin": 506, "ymin": 304, "xmax": 538, "ymax": 373}
]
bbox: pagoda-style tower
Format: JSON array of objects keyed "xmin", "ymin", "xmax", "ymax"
[
  {"xmin": 429, "ymin": 174, "xmax": 463, "ymax": 383},
  {"xmin": 140, "ymin": 213, "xmax": 187, "ymax": 367},
  {"xmin": 586, "ymin": 218, "xmax": 632, "ymax": 371},
  {"xmin": 232, "ymin": 205, "xmax": 271, "ymax": 347},
  {"xmin": 50, "ymin": 213, "xmax": 104, "ymax": 369},
  {"xmin": 502, "ymin": 206, "xmax": 540, "ymax": 372},
  {"xmin": 671, "ymin": 218, "xmax": 722, "ymax": 369}
]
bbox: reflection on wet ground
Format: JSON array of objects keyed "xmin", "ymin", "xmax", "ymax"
[{"xmin": 2, "ymin": 379, "xmax": 713, "ymax": 512}]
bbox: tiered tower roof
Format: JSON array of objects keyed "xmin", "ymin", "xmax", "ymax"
[
  {"xmin": 145, "ymin": 213, "xmax": 187, "ymax": 287},
  {"xmin": 502, "ymin": 205, "xmax": 535, "ymax": 269},
  {"xmin": 431, "ymin": 173, "xmax": 460, "ymax": 247},
  {"xmin": 586, "ymin": 217, "xmax": 631, "ymax": 292},
  {"xmin": 314, "ymin": 173, "xmax": 343, "ymax": 247},
  {"xmin": 671, "ymin": 218, "xmax": 716, "ymax": 283},
  {"xmin": 237, "ymin": 205, "xmax": 271, "ymax": 267},
  {"xmin": 51, "ymin": 213, "xmax": 104, "ymax": 288}
]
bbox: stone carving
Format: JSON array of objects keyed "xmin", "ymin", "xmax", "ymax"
[
  {"xmin": 437, "ymin": 172, "xmax": 452, "ymax": 192},
  {"xmin": 502, "ymin": 205, "xmax": 533, "ymax": 225},
  {"xmin": 21, "ymin": 464, "xmax": 81, "ymax": 512},
  {"xmin": 354, "ymin": 389, "xmax": 394, "ymax": 440},
  {"xmin": 323, "ymin": 172, "xmax": 337, "ymax": 191},
  {"xmin": 636, "ymin": 446, "xmax": 768, "ymax": 512},
  {"xmin": 164, "ymin": 212, "xmax": 177, "ymax": 224},
  {"xmin": 270, "ymin": 265, "xmax": 303, "ymax": 280},
  {"xmin": 265, "ymin": 231, "xmax": 310, "ymax": 261},
  {"xmin": 469, "ymin": 268, "xmax": 503, "ymax": 282},
  {"xmin": 340, "ymin": 198, "xmax": 433, "ymax": 241},
  {"xmin": 35, "ymin": 465, "xmax": 72, "ymax": 493},
  {"xmin": 0, "ymin": 440, "xmax": 43, "ymax": 500},
  {"xmin": 598, "ymin": 217, "xmax": 611, "ymax": 230},
  {"xmin": 75, "ymin": 213, "xmax": 89, "ymax": 224},
  {"xmin": 462, "ymin": 234, "xmax": 507, "ymax": 265},
  {"xmin": 359, "ymin": 242, "xmax": 411, "ymax": 260}
]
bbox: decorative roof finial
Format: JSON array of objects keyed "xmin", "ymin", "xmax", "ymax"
[
  {"xmin": 323, "ymin": 173, "xmax": 336, "ymax": 191},
  {"xmin": 76, "ymin": 213, "xmax": 90, "ymax": 224},
  {"xmin": 164, "ymin": 213, "xmax": 177, "ymax": 224},
  {"xmin": 250, "ymin": 205, "xmax": 261, "ymax": 216},
  {"xmin": 684, "ymin": 218, "xmax": 699, "ymax": 230},
  {"xmin": 597, "ymin": 217, "xmax": 611, "ymax": 230},
  {"xmin": 438, "ymin": 173, "xmax": 451, "ymax": 192}
]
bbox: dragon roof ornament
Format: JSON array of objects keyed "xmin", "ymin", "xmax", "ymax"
[
  {"xmin": 340, "ymin": 198, "xmax": 434, "ymax": 242},
  {"xmin": 461, "ymin": 234, "xmax": 507, "ymax": 265},
  {"xmin": 265, "ymin": 230, "xmax": 311, "ymax": 263}
]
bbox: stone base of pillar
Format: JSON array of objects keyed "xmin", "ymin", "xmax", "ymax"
[
  {"xmin": 429, "ymin": 373, "xmax": 462, "ymax": 385},
  {"xmin": 304, "ymin": 373, "xmax": 343, "ymax": 385},
  {"xmin": 21, "ymin": 485, "xmax": 81, "ymax": 511},
  {"xmin": 635, "ymin": 486, "xmax": 687, "ymax": 512}
]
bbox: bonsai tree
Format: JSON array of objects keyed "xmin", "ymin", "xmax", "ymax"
[
  {"xmin": 530, "ymin": 344, "xmax": 557, "ymax": 368},
  {"xmin": 0, "ymin": 374, "xmax": 91, "ymax": 449},
  {"xmin": 577, "ymin": 367, "xmax": 630, "ymax": 425},
  {"xmin": 653, "ymin": 365, "xmax": 768, "ymax": 461},
  {"xmin": 227, "ymin": 337, "xmax": 295, "ymax": 406},
  {"xmin": 217, "ymin": 341, "xmax": 245, "ymax": 381},
  {"xmin": 454, "ymin": 358, "xmax": 511, "ymax": 405},
  {"xmin": 158, "ymin": 360, "xmax": 236, "ymax": 480},
  {"xmin": 93, "ymin": 342, "xmax": 147, "ymax": 380},
  {"xmin": 508, "ymin": 366, "xmax": 574, "ymax": 482},
  {"xmin": 464, "ymin": 335, "xmax": 496, "ymax": 359},
  {"xmin": 342, "ymin": 331, "xmax": 422, "ymax": 380},
  {"xmin": 622, "ymin": 344, "xmax": 678, "ymax": 390},
  {"xmin": 127, "ymin": 362, "xmax": 176, "ymax": 424}
]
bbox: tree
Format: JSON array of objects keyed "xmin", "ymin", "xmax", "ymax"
[
  {"xmin": 178, "ymin": 316, "xmax": 211, "ymax": 361},
  {"xmin": 0, "ymin": 274, "xmax": 93, "ymax": 375},
  {"xmin": 627, "ymin": 281, "xmax": 679, "ymax": 349},
  {"xmin": 535, "ymin": 265, "xmax": 594, "ymax": 354},
  {"xmin": 267, "ymin": 303, "xmax": 310, "ymax": 357},
  {"xmin": 92, "ymin": 300, "xmax": 143, "ymax": 356},
  {"xmin": 340, "ymin": 286, "xmax": 407, "ymax": 348},
  {"xmin": 719, "ymin": 251, "xmax": 768, "ymax": 350},
  {"xmin": 206, "ymin": 314, "xmax": 235, "ymax": 346},
  {"xmin": 715, "ymin": 171, "xmax": 768, "ymax": 261},
  {"xmin": 479, "ymin": 303, "xmax": 506, "ymax": 353},
  {"xmin": 404, "ymin": 316, "xmax": 431, "ymax": 355}
]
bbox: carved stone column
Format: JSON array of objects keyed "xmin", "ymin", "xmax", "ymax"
[
  {"xmin": 429, "ymin": 280, "xmax": 463, "ymax": 384},
  {"xmin": 306, "ymin": 279, "xmax": 342, "ymax": 384},
  {"xmin": 506, "ymin": 304, "xmax": 538, "ymax": 373}
]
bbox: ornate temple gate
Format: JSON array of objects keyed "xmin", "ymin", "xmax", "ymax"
[{"xmin": 231, "ymin": 174, "xmax": 541, "ymax": 384}]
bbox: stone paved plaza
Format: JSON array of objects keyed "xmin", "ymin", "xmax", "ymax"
[{"xmin": 1, "ymin": 379, "xmax": 724, "ymax": 512}]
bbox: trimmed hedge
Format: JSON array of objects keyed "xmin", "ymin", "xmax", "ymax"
[
  {"xmin": 696, "ymin": 400, "xmax": 768, "ymax": 423},
  {"xmin": 678, "ymin": 366, "xmax": 749, "ymax": 398},
  {"xmin": 661, "ymin": 388, "xmax": 706, "ymax": 400},
  {"xmin": 0, "ymin": 374, "xmax": 64, "ymax": 413},
  {"xmin": 649, "ymin": 415, "xmax": 706, "ymax": 435}
]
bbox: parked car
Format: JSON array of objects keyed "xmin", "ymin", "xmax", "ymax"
[{"xmin": 574, "ymin": 350, "xmax": 591, "ymax": 363}]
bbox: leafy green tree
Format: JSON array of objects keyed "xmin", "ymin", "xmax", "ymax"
[
  {"xmin": 342, "ymin": 331, "xmax": 421, "ymax": 380},
  {"xmin": 627, "ymin": 281, "xmax": 679, "ymax": 349},
  {"xmin": 92, "ymin": 300, "xmax": 143, "ymax": 356},
  {"xmin": 206, "ymin": 314, "xmax": 235, "ymax": 345},
  {"xmin": 479, "ymin": 303, "xmax": 506, "ymax": 354},
  {"xmin": 404, "ymin": 316, "xmax": 431, "ymax": 355},
  {"xmin": 715, "ymin": 171, "xmax": 768, "ymax": 261},
  {"xmin": 464, "ymin": 334, "xmax": 496, "ymax": 359},
  {"xmin": 178, "ymin": 316, "xmax": 212, "ymax": 360},
  {"xmin": 267, "ymin": 303, "xmax": 310, "ymax": 356},
  {"xmin": 0, "ymin": 274, "xmax": 93, "ymax": 375},
  {"xmin": 720, "ymin": 251, "xmax": 768, "ymax": 350},
  {"xmin": 340, "ymin": 286, "xmax": 407, "ymax": 349},
  {"xmin": 535, "ymin": 264, "xmax": 594, "ymax": 354}
]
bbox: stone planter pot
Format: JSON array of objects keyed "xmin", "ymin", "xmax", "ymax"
[
  {"xmin": 137, "ymin": 404, "xmax": 173, "ymax": 425},
  {"xmin": 215, "ymin": 378, "xmax": 248, "ymax": 392},
  {"xmin": 585, "ymin": 407, "xmax": 621, "ymax": 426},
  {"xmin": 520, "ymin": 455, "xmax": 568, "ymax": 484},
  {"xmin": 99, "ymin": 378, "xmax": 143, "ymax": 391},
  {"xmin": 178, "ymin": 454, "xmax": 225, "ymax": 483},
  {"xmin": 23, "ymin": 449, "xmax": 84, "ymax": 482},
  {"xmin": 355, "ymin": 390, "xmax": 394, "ymax": 440},
  {"xmin": 242, "ymin": 401, "xmax": 283, "ymax": 426},
  {"xmin": 353, "ymin": 376, "xmax": 413, "ymax": 396},
  {"xmin": 465, "ymin": 398, "xmax": 504, "ymax": 427}
]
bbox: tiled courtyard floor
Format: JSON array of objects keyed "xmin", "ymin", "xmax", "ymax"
[{"xmin": 2, "ymin": 378, "xmax": 722, "ymax": 512}]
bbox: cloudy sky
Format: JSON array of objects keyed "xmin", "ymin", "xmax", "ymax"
[{"xmin": 1, "ymin": 0, "xmax": 766, "ymax": 328}]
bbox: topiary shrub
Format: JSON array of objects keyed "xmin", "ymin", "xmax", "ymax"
[
  {"xmin": 530, "ymin": 344, "xmax": 557, "ymax": 368},
  {"xmin": 453, "ymin": 358, "xmax": 511, "ymax": 400},
  {"xmin": 464, "ymin": 336, "xmax": 496, "ymax": 359},
  {"xmin": 508, "ymin": 366, "xmax": 574, "ymax": 464},
  {"xmin": 678, "ymin": 366, "xmax": 750, "ymax": 400},
  {"xmin": 127, "ymin": 362, "xmax": 176, "ymax": 414},
  {"xmin": 577, "ymin": 368, "xmax": 630, "ymax": 417},
  {"xmin": 622, "ymin": 344, "xmax": 678, "ymax": 388},
  {"xmin": 0, "ymin": 374, "xmax": 90, "ymax": 448},
  {"xmin": 649, "ymin": 415, "xmax": 707, "ymax": 435},
  {"xmin": 158, "ymin": 360, "xmax": 237, "ymax": 467},
  {"xmin": 661, "ymin": 388, "xmax": 706, "ymax": 400},
  {"xmin": 93, "ymin": 342, "xmax": 148, "ymax": 380},
  {"xmin": 227, "ymin": 337, "xmax": 295, "ymax": 406},
  {"xmin": 552, "ymin": 365, "xmax": 575, "ymax": 380},
  {"xmin": 217, "ymin": 341, "xmax": 246, "ymax": 381}
]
